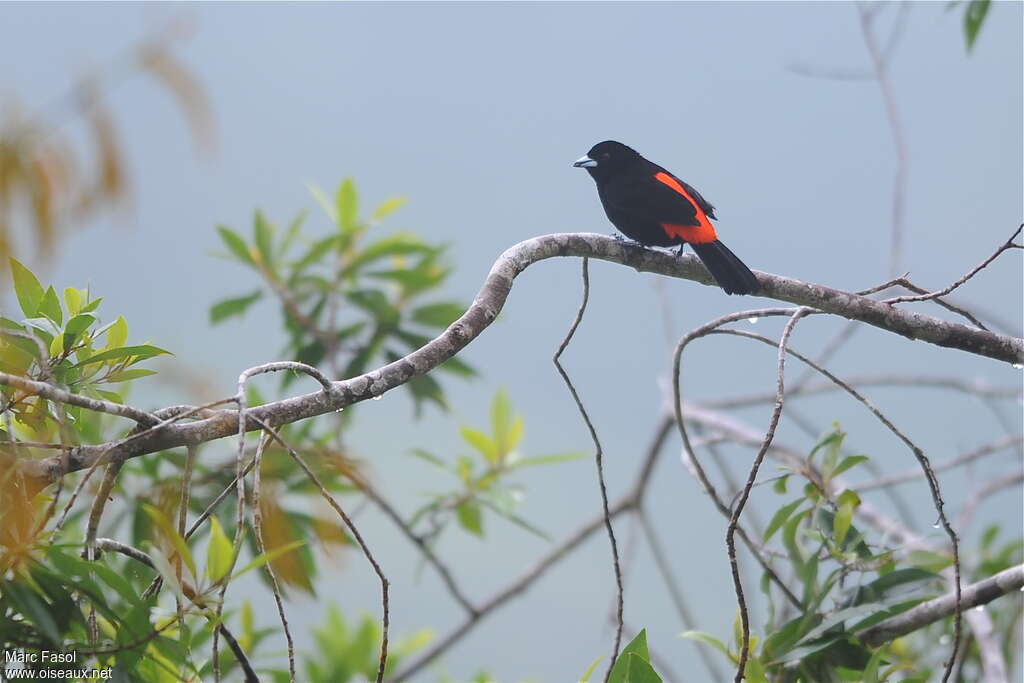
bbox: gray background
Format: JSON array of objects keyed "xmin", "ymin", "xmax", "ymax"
[{"xmin": 3, "ymin": 2, "xmax": 1022, "ymax": 680}]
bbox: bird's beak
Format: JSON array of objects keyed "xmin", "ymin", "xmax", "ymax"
[{"xmin": 572, "ymin": 155, "xmax": 597, "ymax": 168}]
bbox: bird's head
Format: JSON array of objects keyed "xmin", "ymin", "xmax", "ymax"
[{"xmin": 572, "ymin": 140, "xmax": 643, "ymax": 181}]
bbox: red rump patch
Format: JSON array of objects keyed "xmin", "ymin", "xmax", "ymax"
[{"xmin": 654, "ymin": 172, "xmax": 718, "ymax": 244}]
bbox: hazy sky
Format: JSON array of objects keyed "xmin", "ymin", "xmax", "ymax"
[{"xmin": 3, "ymin": 2, "xmax": 1022, "ymax": 680}]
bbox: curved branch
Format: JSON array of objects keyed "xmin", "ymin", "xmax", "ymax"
[{"xmin": 17, "ymin": 233, "xmax": 1024, "ymax": 490}]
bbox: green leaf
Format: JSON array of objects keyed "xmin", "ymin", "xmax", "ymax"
[
  {"xmin": 764, "ymin": 499, "xmax": 805, "ymax": 542},
  {"xmin": 106, "ymin": 368, "xmax": 158, "ymax": 383},
  {"xmin": 510, "ymin": 452, "xmax": 590, "ymax": 468},
  {"xmin": 253, "ymin": 210, "xmax": 275, "ymax": 267},
  {"xmin": 75, "ymin": 344, "xmax": 171, "ymax": 366},
  {"xmin": 217, "ymin": 225, "xmax": 255, "ymax": 266},
  {"xmin": 9, "ymin": 258, "xmax": 44, "ymax": 317},
  {"xmin": 609, "ymin": 630, "xmax": 660, "ymax": 683},
  {"xmin": 104, "ymin": 315, "xmax": 128, "ymax": 349},
  {"xmin": 834, "ymin": 490, "xmax": 860, "ymax": 546},
  {"xmin": 336, "ymin": 178, "xmax": 359, "ymax": 235},
  {"xmin": 278, "ymin": 210, "xmax": 307, "ymax": 258},
  {"xmin": 63, "ymin": 314, "xmax": 96, "ymax": 352},
  {"xmin": 579, "ymin": 656, "xmax": 604, "ymax": 683},
  {"xmin": 680, "ymin": 630, "xmax": 732, "ymax": 660},
  {"xmin": 773, "ymin": 475, "xmax": 789, "ymax": 494},
  {"xmin": 491, "ymin": 388, "xmax": 512, "ymax": 452},
  {"xmin": 834, "ymin": 502, "xmax": 854, "ymax": 546},
  {"xmin": 38, "ymin": 286, "xmax": 62, "ymax": 325},
  {"xmin": 80, "ymin": 297, "xmax": 103, "ymax": 313},
  {"xmin": 831, "ymin": 455, "xmax": 869, "ymax": 479},
  {"xmin": 210, "ymin": 290, "xmax": 263, "ymax": 324},
  {"xmin": 344, "ymin": 232, "xmax": 433, "ymax": 273},
  {"xmin": 455, "ymin": 499, "xmax": 484, "ymax": 537},
  {"xmin": 231, "ymin": 540, "xmax": 306, "ymax": 581},
  {"xmin": 461, "ymin": 426, "xmax": 499, "ymax": 464},
  {"xmin": 411, "ymin": 302, "xmax": 465, "ymax": 328},
  {"xmin": 610, "ymin": 654, "xmax": 662, "ymax": 683},
  {"xmin": 63, "ymin": 287, "xmax": 82, "ymax": 316},
  {"xmin": 862, "ymin": 645, "xmax": 888, "ymax": 683},
  {"xmin": 143, "ymin": 504, "xmax": 196, "ymax": 581},
  {"xmin": 206, "ymin": 516, "xmax": 234, "ymax": 583},
  {"xmin": 372, "ymin": 196, "xmax": 407, "ymax": 221},
  {"xmin": 964, "ymin": 0, "xmax": 990, "ymax": 51}
]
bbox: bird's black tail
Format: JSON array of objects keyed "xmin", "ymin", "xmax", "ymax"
[{"xmin": 690, "ymin": 240, "xmax": 760, "ymax": 295}]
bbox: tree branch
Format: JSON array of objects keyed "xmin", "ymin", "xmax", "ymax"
[
  {"xmin": 15, "ymin": 233, "xmax": 1023, "ymax": 492},
  {"xmin": 860, "ymin": 564, "xmax": 1023, "ymax": 648}
]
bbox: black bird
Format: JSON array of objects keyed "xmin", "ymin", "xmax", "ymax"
[{"xmin": 574, "ymin": 140, "xmax": 759, "ymax": 295}]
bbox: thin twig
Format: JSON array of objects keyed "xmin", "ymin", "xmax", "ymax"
[
  {"xmin": 884, "ymin": 225, "xmax": 1023, "ymax": 306},
  {"xmin": 253, "ymin": 418, "xmax": 389, "ymax": 683},
  {"xmin": 94, "ymin": 538, "xmax": 260, "ymax": 682},
  {"xmin": 362, "ymin": 482, "xmax": 478, "ymax": 615},
  {"xmin": 250, "ymin": 428, "xmax": 296, "ymax": 682},
  {"xmin": 726, "ymin": 307, "xmax": 810, "ymax": 681},
  {"xmin": 859, "ymin": 435, "xmax": 1023, "ymax": 491},
  {"xmin": 708, "ymin": 326, "xmax": 964, "ymax": 681},
  {"xmin": 551, "ymin": 258, "xmax": 623, "ymax": 681}
]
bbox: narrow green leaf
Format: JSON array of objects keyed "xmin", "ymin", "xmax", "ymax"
[
  {"xmin": 75, "ymin": 344, "xmax": 171, "ymax": 366},
  {"xmin": 773, "ymin": 475, "xmax": 789, "ymax": 494},
  {"xmin": 253, "ymin": 210, "xmax": 274, "ymax": 267},
  {"xmin": 278, "ymin": 210, "xmax": 307, "ymax": 258},
  {"xmin": 460, "ymin": 426, "xmax": 499, "ymax": 464},
  {"xmin": 372, "ymin": 196, "xmax": 407, "ymax": 221},
  {"xmin": 964, "ymin": 0, "xmax": 990, "ymax": 51},
  {"xmin": 38, "ymin": 286, "xmax": 62, "ymax": 325},
  {"xmin": 491, "ymin": 388, "xmax": 512, "ymax": 452},
  {"xmin": 831, "ymin": 455, "xmax": 870, "ymax": 479},
  {"xmin": 63, "ymin": 287, "xmax": 82, "ymax": 316},
  {"xmin": 510, "ymin": 452, "xmax": 590, "ymax": 468},
  {"xmin": 231, "ymin": 540, "xmax": 306, "ymax": 581},
  {"xmin": 206, "ymin": 516, "xmax": 234, "ymax": 583},
  {"xmin": 336, "ymin": 178, "xmax": 359, "ymax": 234},
  {"xmin": 579, "ymin": 656, "xmax": 604, "ymax": 683},
  {"xmin": 106, "ymin": 368, "xmax": 158, "ymax": 383},
  {"xmin": 680, "ymin": 630, "xmax": 732, "ymax": 659},
  {"xmin": 217, "ymin": 225, "xmax": 255, "ymax": 266},
  {"xmin": 143, "ymin": 504, "xmax": 196, "ymax": 580},
  {"xmin": 308, "ymin": 184, "xmax": 335, "ymax": 221},
  {"xmin": 455, "ymin": 499, "xmax": 484, "ymax": 537},
  {"xmin": 9, "ymin": 258, "xmax": 44, "ymax": 317},
  {"xmin": 104, "ymin": 315, "xmax": 128, "ymax": 349},
  {"xmin": 764, "ymin": 499, "xmax": 804, "ymax": 542},
  {"xmin": 209, "ymin": 290, "xmax": 263, "ymax": 324},
  {"xmin": 609, "ymin": 630, "xmax": 656, "ymax": 683},
  {"xmin": 80, "ymin": 297, "xmax": 103, "ymax": 313},
  {"xmin": 834, "ymin": 503, "xmax": 854, "ymax": 547}
]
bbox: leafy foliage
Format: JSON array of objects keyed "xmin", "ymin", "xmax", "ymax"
[
  {"xmin": 678, "ymin": 425, "xmax": 1024, "ymax": 682},
  {"xmin": 407, "ymin": 389, "xmax": 588, "ymax": 542},
  {"xmin": 0, "ymin": 258, "xmax": 168, "ymax": 442},
  {"xmin": 211, "ymin": 179, "xmax": 475, "ymax": 415}
]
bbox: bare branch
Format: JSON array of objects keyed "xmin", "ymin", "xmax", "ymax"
[
  {"xmin": 551, "ymin": 258, "xmax": 623, "ymax": 680},
  {"xmin": 860, "ymin": 564, "xmax": 1023, "ymax": 647},
  {"xmin": 13, "ymin": 233, "xmax": 1022, "ymax": 495},
  {"xmin": 885, "ymin": 225, "xmax": 1024, "ymax": 306},
  {"xmin": 859, "ymin": 435, "xmax": 1023, "ymax": 491}
]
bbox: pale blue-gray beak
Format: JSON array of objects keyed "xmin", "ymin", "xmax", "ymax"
[{"xmin": 572, "ymin": 155, "xmax": 597, "ymax": 168}]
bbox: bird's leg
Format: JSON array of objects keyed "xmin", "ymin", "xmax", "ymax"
[{"xmin": 676, "ymin": 243, "xmax": 686, "ymax": 257}]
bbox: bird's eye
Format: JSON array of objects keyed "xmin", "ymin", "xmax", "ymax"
[{"xmin": 601, "ymin": 152, "xmax": 611, "ymax": 160}]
